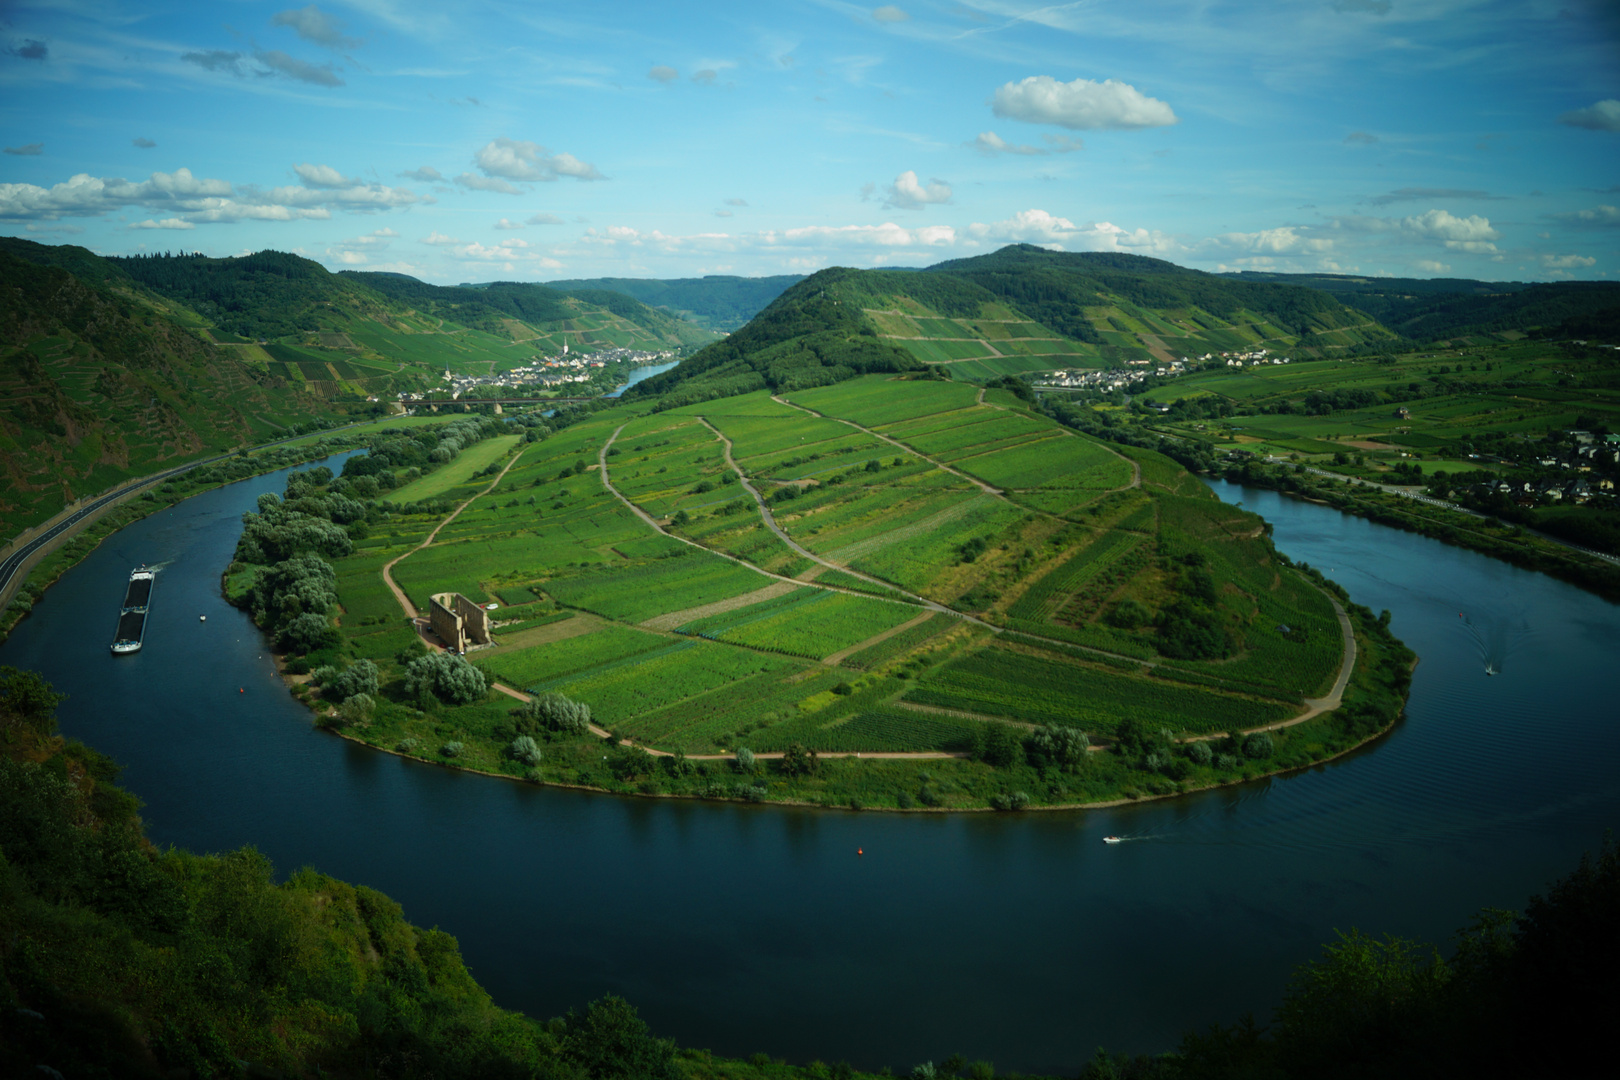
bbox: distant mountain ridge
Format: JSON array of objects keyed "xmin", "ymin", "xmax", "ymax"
[{"xmin": 537, "ymin": 274, "xmax": 803, "ymax": 331}]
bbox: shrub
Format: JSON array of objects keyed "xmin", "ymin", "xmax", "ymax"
[
  {"xmin": 973, "ymin": 722, "xmax": 1022, "ymax": 768},
  {"xmin": 1025, "ymin": 725, "xmax": 1089, "ymax": 770},
  {"xmin": 278, "ymin": 612, "xmax": 339, "ymax": 655},
  {"xmin": 735, "ymin": 784, "xmax": 767, "ymax": 802},
  {"xmin": 511, "ymin": 735, "xmax": 543, "ymax": 766},
  {"xmin": 512, "ymin": 692, "xmax": 592, "ymax": 735},
  {"xmin": 989, "ymin": 791, "xmax": 1031, "ymax": 811},
  {"xmin": 735, "ymin": 747, "xmax": 757, "ymax": 773},
  {"xmin": 1216, "ymin": 753, "xmax": 1238, "ymax": 770},
  {"xmin": 395, "ymin": 737, "xmax": 418, "ymax": 753},
  {"xmin": 338, "ymin": 693, "xmax": 374, "ymax": 725},
  {"xmin": 403, "ymin": 652, "xmax": 487, "ymax": 705},
  {"xmin": 1243, "ymin": 732, "xmax": 1275, "ymax": 759},
  {"xmin": 441, "ymin": 741, "xmax": 464, "ymax": 757},
  {"xmin": 778, "ymin": 742, "xmax": 818, "ymax": 777},
  {"xmin": 328, "ymin": 659, "xmax": 379, "ymax": 702},
  {"xmin": 1188, "ymin": 740, "xmax": 1214, "ymax": 765}
]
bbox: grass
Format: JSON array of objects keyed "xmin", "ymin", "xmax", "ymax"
[{"xmin": 387, "ymin": 435, "xmax": 521, "ymax": 503}]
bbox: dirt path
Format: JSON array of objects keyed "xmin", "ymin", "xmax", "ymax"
[
  {"xmin": 694, "ymin": 416, "xmax": 935, "ymax": 604},
  {"xmin": 380, "ymin": 445, "xmax": 524, "ymax": 631},
  {"xmin": 771, "ymin": 395, "xmax": 1006, "ymax": 497},
  {"xmin": 640, "ymin": 581, "xmax": 800, "ymax": 632},
  {"xmin": 822, "ymin": 609, "xmax": 934, "ymax": 666}
]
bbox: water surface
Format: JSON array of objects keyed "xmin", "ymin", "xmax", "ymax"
[{"xmin": 2, "ymin": 469, "xmax": 1615, "ymax": 1073}]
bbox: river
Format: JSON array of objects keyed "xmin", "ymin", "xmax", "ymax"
[{"xmin": 1, "ymin": 467, "xmax": 1615, "ymax": 1073}]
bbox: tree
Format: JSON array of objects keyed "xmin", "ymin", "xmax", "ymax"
[
  {"xmin": 973, "ymin": 722, "xmax": 1021, "ymax": 768},
  {"xmin": 734, "ymin": 747, "xmax": 756, "ymax": 773},
  {"xmin": 510, "ymin": 735, "xmax": 542, "ymax": 766},
  {"xmin": 562, "ymin": 994, "xmax": 677, "ymax": 1080},
  {"xmin": 337, "ymin": 694, "xmax": 373, "ymax": 726},
  {"xmin": 0, "ymin": 666, "xmax": 64, "ymax": 739},
  {"xmin": 402, "ymin": 652, "xmax": 487, "ymax": 705},
  {"xmin": 512, "ymin": 692, "xmax": 592, "ymax": 734},
  {"xmin": 327, "ymin": 659, "xmax": 378, "ymax": 702},
  {"xmin": 277, "ymin": 612, "xmax": 338, "ymax": 655},
  {"xmin": 1025, "ymin": 725, "xmax": 1089, "ymax": 770},
  {"xmin": 778, "ymin": 742, "xmax": 819, "ymax": 777}
]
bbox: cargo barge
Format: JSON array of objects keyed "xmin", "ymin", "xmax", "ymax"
[{"xmin": 111, "ymin": 566, "xmax": 155, "ymax": 654}]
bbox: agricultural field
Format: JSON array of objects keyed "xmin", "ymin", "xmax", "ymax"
[{"xmin": 303, "ymin": 373, "xmax": 1364, "ymax": 808}]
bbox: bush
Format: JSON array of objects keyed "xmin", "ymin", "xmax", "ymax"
[
  {"xmin": 337, "ymin": 693, "xmax": 374, "ymax": 725},
  {"xmin": 778, "ymin": 742, "xmax": 818, "ymax": 777},
  {"xmin": 278, "ymin": 612, "xmax": 339, "ymax": 655},
  {"xmin": 735, "ymin": 747, "xmax": 757, "ymax": 773},
  {"xmin": 402, "ymin": 653, "xmax": 487, "ymax": 705},
  {"xmin": 1243, "ymin": 732, "xmax": 1275, "ymax": 759},
  {"xmin": 1025, "ymin": 724, "xmax": 1089, "ymax": 770},
  {"xmin": 1216, "ymin": 753, "xmax": 1238, "ymax": 770},
  {"xmin": 735, "ymin": 784, "xmax": 768, "ymax": 802},
  {"xmin": 511, "ymin": 692, "xmax": 592, "ymax": 735},
  {"xmin": 1188, "ymin": 740, "xmax": 1214, "ymax": 765},
  {"xmin": 973, "ymin": 722, "xmax": 1022, "ymax": 768},
  {"xmin": 989, "ymin": 791, "xmax": 1031, "ymax": 811},
  {"xmin": 328, "ymin": 659, "xmax": 378, "ymax": 702},
  {"xmin": 440, "ymin": 741, "xmax": 464, "ymax": 757},
  {"xmin": 510, "ymin": 735, "xmax": 542, "ymax": 766}
]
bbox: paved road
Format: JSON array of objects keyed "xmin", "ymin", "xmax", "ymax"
[{"xmin": 0, "ymin": 419, "xmax": 378, "ymax": 605}]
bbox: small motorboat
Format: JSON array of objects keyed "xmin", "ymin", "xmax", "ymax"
[
  {"xmin": 1103, "ymin": 836, "xmax": 1123, "ymax": 844},
  {"xmin": 1485, "ymin": 664, "xmax": 1498, "ymax": 676}
]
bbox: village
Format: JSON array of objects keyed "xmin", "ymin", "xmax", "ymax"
[{"xmin": 398, "ymin": 345, "xmax": 679, "ymax": 402}]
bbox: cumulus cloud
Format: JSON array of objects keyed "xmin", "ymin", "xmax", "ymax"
[
  {"xmin": 965, "ymin": 210, "xmax": 1181, "ymax": 257},
  {"xmin": 1402, "ymin": 208, "xmax": 1500, "ymax": 250},
  {"xmin": 493, "ymin": 218, "xmax": 524, "ymax": 230},
  {"xmin": 884, "ymin": 170, "xmax": 951, "ymax": 209},
  {"xmin": 715, "ymin": 210, "xmax": 733, "ymax": 218},
  {"xmin": 132, "ymin": 137, "xmax": 157, "ymax": 149},
  {"xmin": 1210, "ymin": 227, "xmax": 1333, "ymax": 255},
  {"xmin": 4, "ymin": 143, "xmax": 43, "ymax": 156},
  {"xmin": 991, "ymin": 76, "xmax": 1177, "ymax": 130},
  {"xmin": 526, "ymin": 212, "xmax": 564, "ymax": 225},
  {"xmin": 691, "ymin": 69, "xmax": 718, "ymax": 85},
  {"xmin": 181, "ymin": 47, "xmax": 344, "ymax": 86},
  {"xmin": 293, "ymin": 163, "xmax": 363, "ymax": 189},
  {"xmin": 972, "ymin": 131, "xmax": 1043, "ymax": 156},
  {"xmin": 1559, "ymin": 100, "xmax": 1620, "ymax": 132},
  {"xmin": 0, "ymin": 165, "xmax": 418, "ymax": 224},
  {"xmin": 8, "ymin": 39, "xmax": 48, "ymax": 61},
  {"xmin": 271, "ymin": 5, "xmax": 363, "ymax": 50},
  {"xmin": 779, "ymin": 223, "xmax": 956, "ymax": 247},
  {"xmin": 420, "ymin": 231, "xmax": 461, "ymax": 246},
  {"xmin": 465, "ymin": 138, "xmax": 606, "ymax": 189},
  {"xmin": 325, "ymin": 227, "xmax": 397, "ymax": 264},
  {"xmin": 648, "ymin": 65, "xmax": 678, "ymax": 83},
  {"xmin": 1414, "ymin": 260, "xmax": 1450, "ymax": 274},
  {"xmin": 130, "ymin": 218, "xmax": 195, "ymax": 230},
  {"xmin": 399, "ymin": 166, "xmax": 444, "ymax": 182},
  {"xmin": 1344, "ymin": 131, "xmax": 1379, "ymax": 144},
  {"xmin": 1552, "ymin": 204, "xmax": 1620, "ymax": 227},
  {"xmin": 873, "ymin": 5, "xmax": 910, "ymax": 21},
  {"xmin": 1542, "ymin": 253, "xmax": 1596, "ymax": 268}
]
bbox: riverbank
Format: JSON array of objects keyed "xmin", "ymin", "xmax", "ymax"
[{"xmin": 1217, "ymin": 459, "xmax": 1620, "ymax": 603}]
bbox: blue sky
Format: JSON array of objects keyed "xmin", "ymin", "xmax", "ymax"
[{"xmin": 2, "ymin": 1, "xmax": 1617, "ymax": 284}]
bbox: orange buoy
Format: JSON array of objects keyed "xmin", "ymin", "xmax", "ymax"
[
  {"xmin": 238, "ymin": 688, "xmax": 244, "ymax": 694},
  {"xmin": 857, "ymin": 848, "xmax": 863, "ymax": 856}
]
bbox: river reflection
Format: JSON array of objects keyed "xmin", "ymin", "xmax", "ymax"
[{"xmin": 1, "ymin": 465, "xmax": 1615, "ymax": 1072}]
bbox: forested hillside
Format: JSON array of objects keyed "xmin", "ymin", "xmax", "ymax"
[
  {"xmin": 541, "ymin": 274, "xmax": 802, "ymax": 330},
  {"xmin": 0, "ymin": 244, "xmax": 334, "ymax": 533}
]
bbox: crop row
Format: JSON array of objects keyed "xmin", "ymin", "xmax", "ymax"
[
  {"xmin": 1053, "ymin": 539, "xmax": 1153, "ymax": 624},
  {"xmin": 907, "ymin": 646, "xmax": 1292, "ymax": 736},
  {"xmin": 1007, "ymin": 530, "xmax": 1144, "ymax": 621},
  {"xmin": 615, "ymin": 666, "xmax": 836, "ymax": 750},
  {"xmin": 547, "ymin": 639, "xmax": 800, "ymax": 727},
  {"xmin": 762, "ymin": 708, "xmax": 980, "ymax": 754},
  {"xmin": 544, "ymin": 549, "xmax": 769, "ymax": 624},
  {"xmin": 786, "ymin": 376, "xmax": 979, "ymax": 428},
  {"xmin": 478, "ymin": 623, "xmax": 669, "ymax": 688},
  {"xmin": 954, "ymin": 437, "xmax": 1131, "ymax": 491},
  {"xmin": 701, "ymin": 591, "xmax": 922, "ymax": 659},
  {"xmin": 840, "ymin": 612, "xmax": 953, "ymax": 669}
]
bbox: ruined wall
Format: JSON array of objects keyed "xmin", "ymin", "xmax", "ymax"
[{"xmin": 428, "ymin": 592, "xmax": 492, "ymax": 652}]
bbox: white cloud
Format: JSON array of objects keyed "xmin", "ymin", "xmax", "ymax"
[
  {"xmin": 691, "ymin": 69, "xmax": 718, "ymax": 85},
  {"xmin": 1414, "ymin": 260, "xmax": 1450, "ymax": 274},
  {"xmin": 130, "ymin": 218, "xmax": 195, "ymax": 230},
  {"xmin": 271, "ymin": 5, "xmax": 363, "ymax": 49},
  {"xmin": 526, "ymin": 212, "xmax": 564, "ymax": 225},
  {"xmin": 1403, "ymin": 208, "xmax": 1500, "ymax": 251},
  {"xmin": 884, "ymin": 170, "xmax": 952, "ymax": 209},
  {"xmin": 991, "ymin": 76, "xmax": 1178, "ymax": 130},
  {"xmin": 779, "ymin": 223, "xmax": 957, "ymax": 247},
  {"xmin": 1211, "ymin": 227, "xmax": 1333, "ymax": 255},
  {"xmin": 873, "ymin": 5, "xmax": 910, "ymax": 22},
  {"xmin": 648, "ymin": 65, "xmax": 678, "ymax": 83},
  {"xmin": 329, "ymin": 249, "xmax": 368, "ymax": 263},
  {"xmin": 494, "ymin": 218, "xmax": 524, "ymax": 230},
  {"xmin": 972, "ymin": 131, "xmax": 1044, "ymax": 156},
  {"xmin": 293, "ymin": 163, "xmax": 362, "ymax": 189},
  {"xmin": 421, "ymin": 231, "xmax": 461, "ymax": 246},
  {"xmin": 399, "ymin": 166, "xmax": 444, "ymax": 182},
  {"xmin": 1542, "ymin": 253, "xmax": 1596, "ymax": 269},
  {"xmin": 466, "ymin": 138, "xmax": 606, "ymax": 188},
  {"xmin": 1552, "ymin": 204, "xmax": 1620, "ymax": 227},
  {"xmin": 455, "ymin": 173, "xmax": 524, "ymax": 195},
  {"xmin": 253, "ymin": 49, "xmax": 344, "ymax": 87},
  {"xmin": 1558, "ymin": 99, "xmax": 1620, "ymax": 132},
  {"xmin": 715, "ymin": 209, "xmax": 733, "ymax": 218}
]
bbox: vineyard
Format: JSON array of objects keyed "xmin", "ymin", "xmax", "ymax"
[{"xmin": 303, "ymin": 370, "xmax": 1368, "ymax": 808}]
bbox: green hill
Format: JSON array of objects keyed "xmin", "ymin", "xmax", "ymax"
[
  {"xmin": 0, "ymin": 243, "xmax": 338, "ymax": 534},
  {"xmin": 1222, "ymin": 270, "xmax": 1620, "ymax": 343},
  {"xmin": 627, "ymin": 249, "xmax": 1405, "ymax": 403},
  {"xmin": 539, "ymin": 274, "xmax": 803, "ymax": 331}
]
